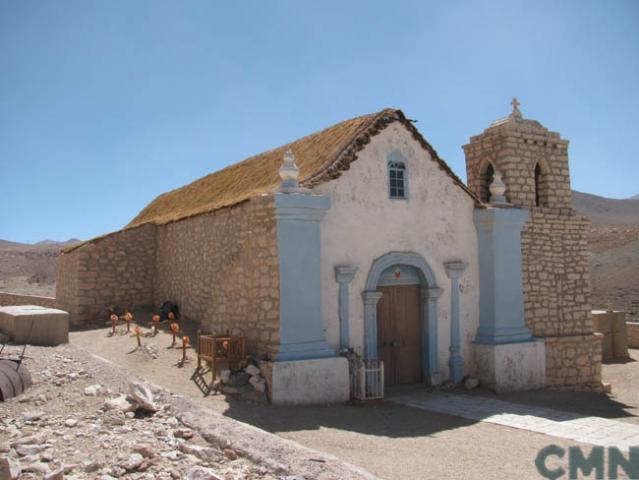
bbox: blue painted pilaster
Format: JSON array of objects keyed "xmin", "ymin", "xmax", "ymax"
[
  {"xmin": 444, "ymin": 261, "xmax": 467, "ymax": 384},
  {"xmin": 275, "ymin": 193, "xmax": 335, "ymax": 361},
  {"xmin": 474, "ymin": 208, "xmax": 532, "ymax": 344},
  {"xmin": 335, "ymin": 265, "xmax": 357, "ymax": 351},
  {"xmin": 422, "ymin": 287, "xmax": 443, "ymax": 385},
  {"xmin": 362, "ymin": 290, "xmax": 383, "ymax": 360}
]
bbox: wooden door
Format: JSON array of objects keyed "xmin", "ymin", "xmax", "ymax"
[{"xmin": 377, "ymin": 285, "xmax": 422, "ymax": 386}]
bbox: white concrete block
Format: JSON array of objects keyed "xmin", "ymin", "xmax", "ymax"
[
  {"xmin": 474, "ymin": 339, "xmax": 545, "ymax": 393},
  {"xmin": 0, "ymin": 305, "xmax": 69, "ymax": 346},
  {"xmin": 270, "ymin": 356, "xmax": 350, "ymax": 405}
]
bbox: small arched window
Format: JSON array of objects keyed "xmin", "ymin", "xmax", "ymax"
[
  {"xmin": 480, "ymin": 162, "xmax": 495, "ymax": 203},
  {"xmin": 388, "ymin": 160, "xmax": 407, "ymax": 199},
  {"xmin": 534, "ymin": 163, "xmax": 542, "ymax": 206},
  {"xmin": 534, "ymin": 161, "xmax": 550, "ymax": 207}
]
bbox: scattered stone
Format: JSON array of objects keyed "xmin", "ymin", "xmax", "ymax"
[
  {"xmin": 220, "ymin": 369, "xmax": 231, "ymax": 383},
  {"xmin": 22, "ymin": 410, "xmax": 45, "ymax": 422},
  {"xmin": 65, "ymin": 417, "xmax": 79, "ymax": 427},
  {"xmin": 13, "ymin": 433, "xmax": 46, "ymax": 446},
  {"xmin": 103, "ymin": 395, "xmax": 136, "ymax": 413},
  {"xmin": 84, "ymin": 384, "xmax": 103, "ymax": 396},
  {"xmin": 0, "ymin": 442, "xmax": 10, "ymax": 453},
  {"xmin": 44, "ymin": 468, "xmax": 64, "ymax": 480},
  {"xmin": 178, "ymin": 442, "xmax": 223, "ymax": 462},
  {"xmin": 41, "ymin": 450, "xmax": 54, "ymax": 462},
  {"xmin": 253, "ymin": 379, "xmax": 266, "ymax": 393},
  {"xmin": 23, "ymin": 461, "xmax": 51, "ymax": 474},
  {"xmin": 121, "ymin": 453, "xmax": 144, "ymax": 471},
  {"xmin": 230, "ymin": 371, "xmax": 250, "ymax": 386},
  {"xmin": 464, "ymin": 377, "xmax": 479, "ymax": 390},
  {"xmin": 129, "ymin": 381, "xmax": 158, "ymax": 413},
  {"xmin": 223, "ymin": 448, "xmax": 238, "ymax": 460},
  {"xmin": 244, "ymin": 364, "xmax": 260, "ymax": 376},
  {"xmin": 133, "ymin": 443, "xmax": 156, "ymax": 458},
  {"xmin": 16, "ymin": 443, "xmax": 50, "ymax": 456},
  {"xmin": 185, "ymin": 466, "xmax": 224, "ymax": 480},
  {"xmin": 174, "ymin": 428, "xmax": 194, "ymax": 439},
  {"xmin": 0, "ymin": 456, "xmax": 21, "ymax": 480}
]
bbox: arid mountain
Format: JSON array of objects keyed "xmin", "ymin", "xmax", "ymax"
[
  {"xmin": 572, "ymin": 191, "xmax": 639, "ymax": 226},
  {"xmin": 572, "ymin": 191, "xmax": 639, "ymax": 311},
  {"xmin": 0, "ymin": 239, "xmax": 80, "ymax": 297}
]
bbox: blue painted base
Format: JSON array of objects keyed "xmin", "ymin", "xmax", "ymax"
[
  {"xmin": 276, "ymin": 340, "xmax": 336, "ymax": 362},
  {"xmin": 475, "ymin": 325, "xmax": 533, "ymax": 345}
]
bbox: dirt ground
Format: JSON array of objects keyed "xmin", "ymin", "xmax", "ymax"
[{"xmin": 69, "ymin": 320, "xmax": 639, "ymax": 480}]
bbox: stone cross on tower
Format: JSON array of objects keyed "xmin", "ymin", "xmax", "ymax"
[{"xmin": 510, "ymin": 98, "xmax": 522, "ymax": 118}]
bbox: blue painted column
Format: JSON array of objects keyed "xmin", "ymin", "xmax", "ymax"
[
  {"xmin": 444, "ymin": 261, "xmax": 467, "ymax": 384},
  {"xmin": 274, "ymin": 193, "xmax": 335, "ymax": 361},
  {"xmin": 362, "ymin": 290, "xmax": 383, "ymax": 360},
  {"xmin": 335, "ymin": 265, "xmax": 357, "ymax": 351},
  {"xmin": 422, "ymin": 287, "xmax": 443, "ymax": 385},
  {"xmin": 474, "ymin": 208, "xmax": 532, "ymax": 344}
]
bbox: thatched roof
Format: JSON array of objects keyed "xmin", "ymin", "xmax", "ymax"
[{"xmin": 127, "ymin": 108, "xmax": 477, "ymax": 228}]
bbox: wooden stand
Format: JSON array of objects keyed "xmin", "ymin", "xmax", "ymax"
[{"xmin": 196, "ymin": 331, "xmax": 245, "ymax": 383}]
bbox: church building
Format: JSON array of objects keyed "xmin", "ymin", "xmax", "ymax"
[{"xmin": 56, "ymin": 101, "xmax": 602, "ymax": 404}]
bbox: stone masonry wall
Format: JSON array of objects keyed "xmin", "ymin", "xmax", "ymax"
[
  {"xmin": 56, "ymin": 224, "xmax": 157, "ymax": 325},
  {"xmin": 464, "ymin": 112, "xmax": 602, "ymax": 390},
  {"xmin": 154, "ymin": 195, "xmax": 280, "ymax": 359},
  {"xmin": 521, "ymin": 211, "xmax": 602, "ymax": 389},
  {"xmin": 463, "ymin": 117, "xmax": 572, "ymax": 211},
  {"xmin": 0, "ymin": 292, "xmax": 57, "ymax": 309},
  {"xmin": 521, "ymin": 211, "xmax": 591, "ymax": 337},
  {"xmin": 545, "ymin": 334, "xmax": 602, "ymax": 390}
]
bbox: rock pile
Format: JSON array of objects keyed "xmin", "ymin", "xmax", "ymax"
[
  {"xmin": 218, "ymin": 362, "xmax": 268, "ymax": 403},
  {"xmin": 0, "ymin": 347, "xmax": 279, "ymax": 479}
]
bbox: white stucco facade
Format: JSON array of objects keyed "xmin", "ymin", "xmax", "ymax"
[{"xmin": 313, "ymin": 123, "xmax": 480, "ymax": 381}]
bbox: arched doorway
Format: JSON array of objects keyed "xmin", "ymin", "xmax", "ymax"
[{"xmin": 362, "ymin": 252, "xmax": 443, "ymax": 386}]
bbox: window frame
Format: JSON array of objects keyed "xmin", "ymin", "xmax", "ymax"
[{"xmin": 387, "ymin": 151, "xmax": 409, "ymax": 200}]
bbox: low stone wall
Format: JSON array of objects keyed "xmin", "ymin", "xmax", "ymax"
[
  {"xmin": 56, "ymin": 224, "xmax": 157, "ymax": 325},
  {"xmin": 628, "ymin": 322, "xmax": 639, "ymax": 349},
  {"xmin": 545, "ymin": 334, "xmax": 603, "ymax": 391},
  {"xmin": 0, "ymin": 292, "xmax": 57, "ymax": 309}
]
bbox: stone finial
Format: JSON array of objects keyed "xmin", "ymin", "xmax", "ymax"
[
  {"xmin": 510, "ymin": 98, "xmax": 522, "ymax": 118},
  {"xmin": 279, "ymin": 149, "xmax": 300, "ymax": 192},
  {"xmin": 489, "ymin": 169, "xmax": 507, "ymax": 204}
]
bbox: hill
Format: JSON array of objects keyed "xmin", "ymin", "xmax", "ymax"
[
  {"xmin": 573, "ymin": 191, "xmax": 639, "ymax": 311},
  {"xmin": 572, "ymin": 191, "xmax": 639, "ymax": 226},
  {"xmin": 0, "ymin": 238, "xmax": 81, "ymax": 297}
]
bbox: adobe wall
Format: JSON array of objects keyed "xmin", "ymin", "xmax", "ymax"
[
  {"xmin": 154, "ymin": 195, "xmax": 280, "ymax": 359},
  {"xmin": 314, "ymin": 123, "xmax": 480, "ymax": 380},
  {"xmin": 0, "ymin": 292, "xmax": 57, "ymax": 309},
  {"xmin": 56, "ymin": 224, "xmax": 157, "ymax": 325}
]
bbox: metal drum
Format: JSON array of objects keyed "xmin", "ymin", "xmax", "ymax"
[{"xmin": 0, "ymin": 359, "xmax": 32, "ymax": 401}]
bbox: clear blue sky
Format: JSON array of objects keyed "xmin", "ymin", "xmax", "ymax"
[{"xmin": 1, "ymin": 1, "xmax": 638, "ymax": 243}]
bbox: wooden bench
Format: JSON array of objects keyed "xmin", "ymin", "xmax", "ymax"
[{"xmin": 196, "ymin": 331, "xmax": 245, "ymax": 382}]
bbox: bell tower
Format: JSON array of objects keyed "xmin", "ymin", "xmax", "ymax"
[
  {"xmin": 463, "ymin": 99, "xmax": 573, "ymax": 212},
  {"xmin": 464, "ymin": 100, "xmax": 603, "ymax": 392}
]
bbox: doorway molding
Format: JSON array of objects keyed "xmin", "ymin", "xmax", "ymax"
[{"xmin": 362, "ymin": 251, "xmax": 443, "ymax": 385}]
